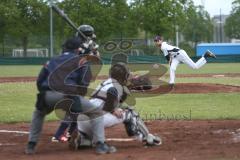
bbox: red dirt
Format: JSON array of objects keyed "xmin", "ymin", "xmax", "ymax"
[
  {"xmin": 147, "ymin": 83, "xmax": 240, "ymax": 94},
  {"xmin": 0, "ymin": 120, "xmax": 240, "ymax": 160},
  {"xmin": 0, "ymin": 73, "xmax": 240, "ymax": 83},
  {"xmin": 1, "ymin": 75, "xmax": 240, "ymax": 94},
  {"xmin": 0, "ymin": 77, "xmax": 36, "ymax": 83}
]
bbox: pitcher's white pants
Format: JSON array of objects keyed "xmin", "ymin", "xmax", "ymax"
[{"xmin": 169, "ymin": 50, "xmax": 207, "ymax": 84}]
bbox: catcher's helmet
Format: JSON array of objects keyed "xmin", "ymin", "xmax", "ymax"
[
  {"xmin": 110, "ymin": 62, "xmax": 130, "ymax": 85},
  {"xmin": 76, "ymin": 24, "xmax": 94, "ymax": 38}
]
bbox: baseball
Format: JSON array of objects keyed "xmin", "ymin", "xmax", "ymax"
[{"xmin": 153, "ymin": 63, "xmax": 159, "ymax": 69}]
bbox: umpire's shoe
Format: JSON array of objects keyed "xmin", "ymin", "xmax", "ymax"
[
  {"xmin": 204, "ymin": 50, "xmax": 216, "ymax": 59},
  {"xmin": 68, "ymin": 129, "xmax": 80, "ymax": 150},
  {"xmin": 25, "ymin": 142, "xmax": 36, "ymax": 155},
  {"xmin": 95, "ymin": 142, "xmax": 117, "ymax": 154}
]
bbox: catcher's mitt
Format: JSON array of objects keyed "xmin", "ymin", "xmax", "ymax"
[{"xmin": 128, "ymin": 76, "xmax": 152, "ymax": 91}]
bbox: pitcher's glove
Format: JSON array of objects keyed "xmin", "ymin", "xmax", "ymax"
[{"xmin": 128, "ymin": 76, "xmax": 152, "ymax": 91}]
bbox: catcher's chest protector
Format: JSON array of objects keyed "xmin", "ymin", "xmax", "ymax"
[{"xmin": 91, "ymin": 78, "xmax": 124, "ymax": 101}]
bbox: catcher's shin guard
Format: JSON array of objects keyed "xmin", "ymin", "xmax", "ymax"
[
  {"xmin": 77, "ymin": 132, "xmax": 92, "ymax": 148},
  {"xmin": 69, "ymin": 130, "xmax": 92, "ymax": 150},
  {"xmin": 123, "ymin": 107, "xmax": 162, "ymax": 146}
]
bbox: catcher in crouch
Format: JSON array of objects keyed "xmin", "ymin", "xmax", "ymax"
[{"xmin": 68, "ymin": 62, "xmax": 161, "ymax": 151}]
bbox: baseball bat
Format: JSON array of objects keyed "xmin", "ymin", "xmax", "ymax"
[{"xmin": 51, "ymin": 4, "xmax": 87, "ymax": 40}]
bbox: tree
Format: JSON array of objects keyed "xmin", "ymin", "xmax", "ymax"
[
  {"xmin": 182, "ymin": 4, "xmax": 213, "ymax": 47},
  {"xmin": 6, "ymin": 0, "xmax": 48, "ymax": 57},
  {"xmin": 225, "ymin": 0, "xmax": 240, "ymax": 39},
  {"xmin": 130, "ymin": 0, "xmax": 195, "ymax": 42},
  {"xmin": 57, "ymin": 0, "xmax": 138, "ymax": 41},
  {"xmin": 0, "ymin": 0, "xmax": 12, "ymax": 55}
]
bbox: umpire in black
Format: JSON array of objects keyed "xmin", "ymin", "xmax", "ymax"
[{"xmin": 25, "ymin": 36, "xmax": 104, "ymax": 154}]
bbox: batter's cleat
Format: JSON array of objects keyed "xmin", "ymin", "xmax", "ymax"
[
  {"xmin": 68, "ymin": 130, "xmax": 80, "ymax": 150},
  {"xmin": 25, "ymin": 142, "xmax": 36, "ymax": 155},
  {"xmin": 51, "ymin": 135, "xmax": 68, "ymax": 143},
  {"xmin": 95, "ymin": 142, "xmax": 117, "ymax": 154},
  {"xmin": 204, "ymin": 50, "xmax": 216, "ymax": 59},
  {"xmin": 51, "ymin": 137, "xmax": 59, "ymax": 142}
]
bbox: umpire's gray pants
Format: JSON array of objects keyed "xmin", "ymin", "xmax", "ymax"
[{"xmin": 28, "ymin": 91, "xmax": 105, "ymax": 144}]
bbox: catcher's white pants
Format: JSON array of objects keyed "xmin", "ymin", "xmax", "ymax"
[
  {"xmin": 169, "ymin": 50, "xmax": 207, "ymax": 84},
  {"xmin": 77, "ymin": 112, "xmax": 124, "ymax": 138}
]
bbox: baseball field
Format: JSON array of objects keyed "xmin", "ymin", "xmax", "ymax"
[{"xmin": 0, "ymin": 63, "xmax": 240, "ymax": 160}]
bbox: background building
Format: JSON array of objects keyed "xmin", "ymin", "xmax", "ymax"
[{"xmin": 212, "ymin": 14, "xmax": 230, "ymax": 43}]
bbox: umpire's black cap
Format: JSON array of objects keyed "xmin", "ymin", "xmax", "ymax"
[{"xmin": 62, "ymin": 37, "xmax": 81, "ymax": 50}]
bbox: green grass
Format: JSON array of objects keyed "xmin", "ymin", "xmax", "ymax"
[
  {"xmin": 0, "ymin": 63, "xmax": 240, "ymax": 123},
  {"xmin": 0, "ymin": 82, "xmax": 57, "ymax": 123},
  {"xmin": 0, "ymin": 63, "xmax": 240, "ymax": 77},
  {"xmin": 135, "ymin": 93, "xmax": 240, "ymax": 120},
  {"xmin": 167, "ymin": 63, "xmax": 240, "ymax": 74},
  {"xmin": 0, "ymin": 81, "xmax": 240, "ymax": 123},
  {"xmin": 0, "ymin": 65, "xmax": 41, "ymax": 77}
]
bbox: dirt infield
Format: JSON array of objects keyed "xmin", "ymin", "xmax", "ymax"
[{"xmin": 0, "ymin": 120, "xmax": 240, "ymax": 160}]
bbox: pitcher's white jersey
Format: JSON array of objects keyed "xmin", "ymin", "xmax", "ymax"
[
  {"xmin": 160, "ymin": 42, "xmax": 207, "ymax": 84},
  {"xmin": 160, "ymin": 42, "xmax": 180, "ymax": 57}
]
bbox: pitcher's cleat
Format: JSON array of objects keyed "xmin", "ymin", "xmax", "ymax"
[
  {"xmin": 204, "ymin": 50, "xmax": 216, "ymax": 59},
  {"xmin": 169, "ymin": 83, "xmax": 175, "ymax": 89}
]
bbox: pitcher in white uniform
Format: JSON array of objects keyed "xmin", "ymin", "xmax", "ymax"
[{"xmin": 154, "ymin": 35, "xmax": 216, "ymax": 86}]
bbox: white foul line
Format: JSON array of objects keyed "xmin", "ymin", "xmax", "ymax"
[
  {"xmin": 106, "ymin": 138, "xmax": 134, "ymax": 142},
  {"xmin": 0, "ymin": 143, "xmax": 17, "ymax": 146},
  {"xmin": 0, "ymin": 130, "xmax": 29, "ymax": 134},
  {"xmin": 0, "ymin": 130, "xmax": 134, "ymax": 142}
]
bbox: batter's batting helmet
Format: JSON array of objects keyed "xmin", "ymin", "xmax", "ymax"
[
  {"xmin": 76, "ymin": 24, "xmax": 94, "ymax": 38},
  {"xmin": 110, "ymin": 62, "xmax": 130, "ymax": 85}
]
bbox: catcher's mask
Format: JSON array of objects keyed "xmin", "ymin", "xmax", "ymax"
[{"xmin": 110, "ymin": 62, "xmax": 130, "ymax": 85}]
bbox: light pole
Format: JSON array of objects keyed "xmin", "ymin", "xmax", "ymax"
[
  {"xmin": 216, "ymin": 9, "xmax": 223, "ymax": 43},
  {"xmin": 175, "ymin": 25, "xmax": 179, "ymax": 47},
  {"xmin": 219, "ymin": 8, "xmax": 223, "ymax": 43},
  {"xmin": 50, "ymin": 0, "xmax": 53, "ymax": 57}
]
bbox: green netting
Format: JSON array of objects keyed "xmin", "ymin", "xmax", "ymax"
[{"xmin": 0, "ymin": 55, "xmax": 240, "ymax": 65}]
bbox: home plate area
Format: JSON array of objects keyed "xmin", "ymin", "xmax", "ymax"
[{"xmin": 0, "ymin": 120, "xmax": 240, "ymax": 160}]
